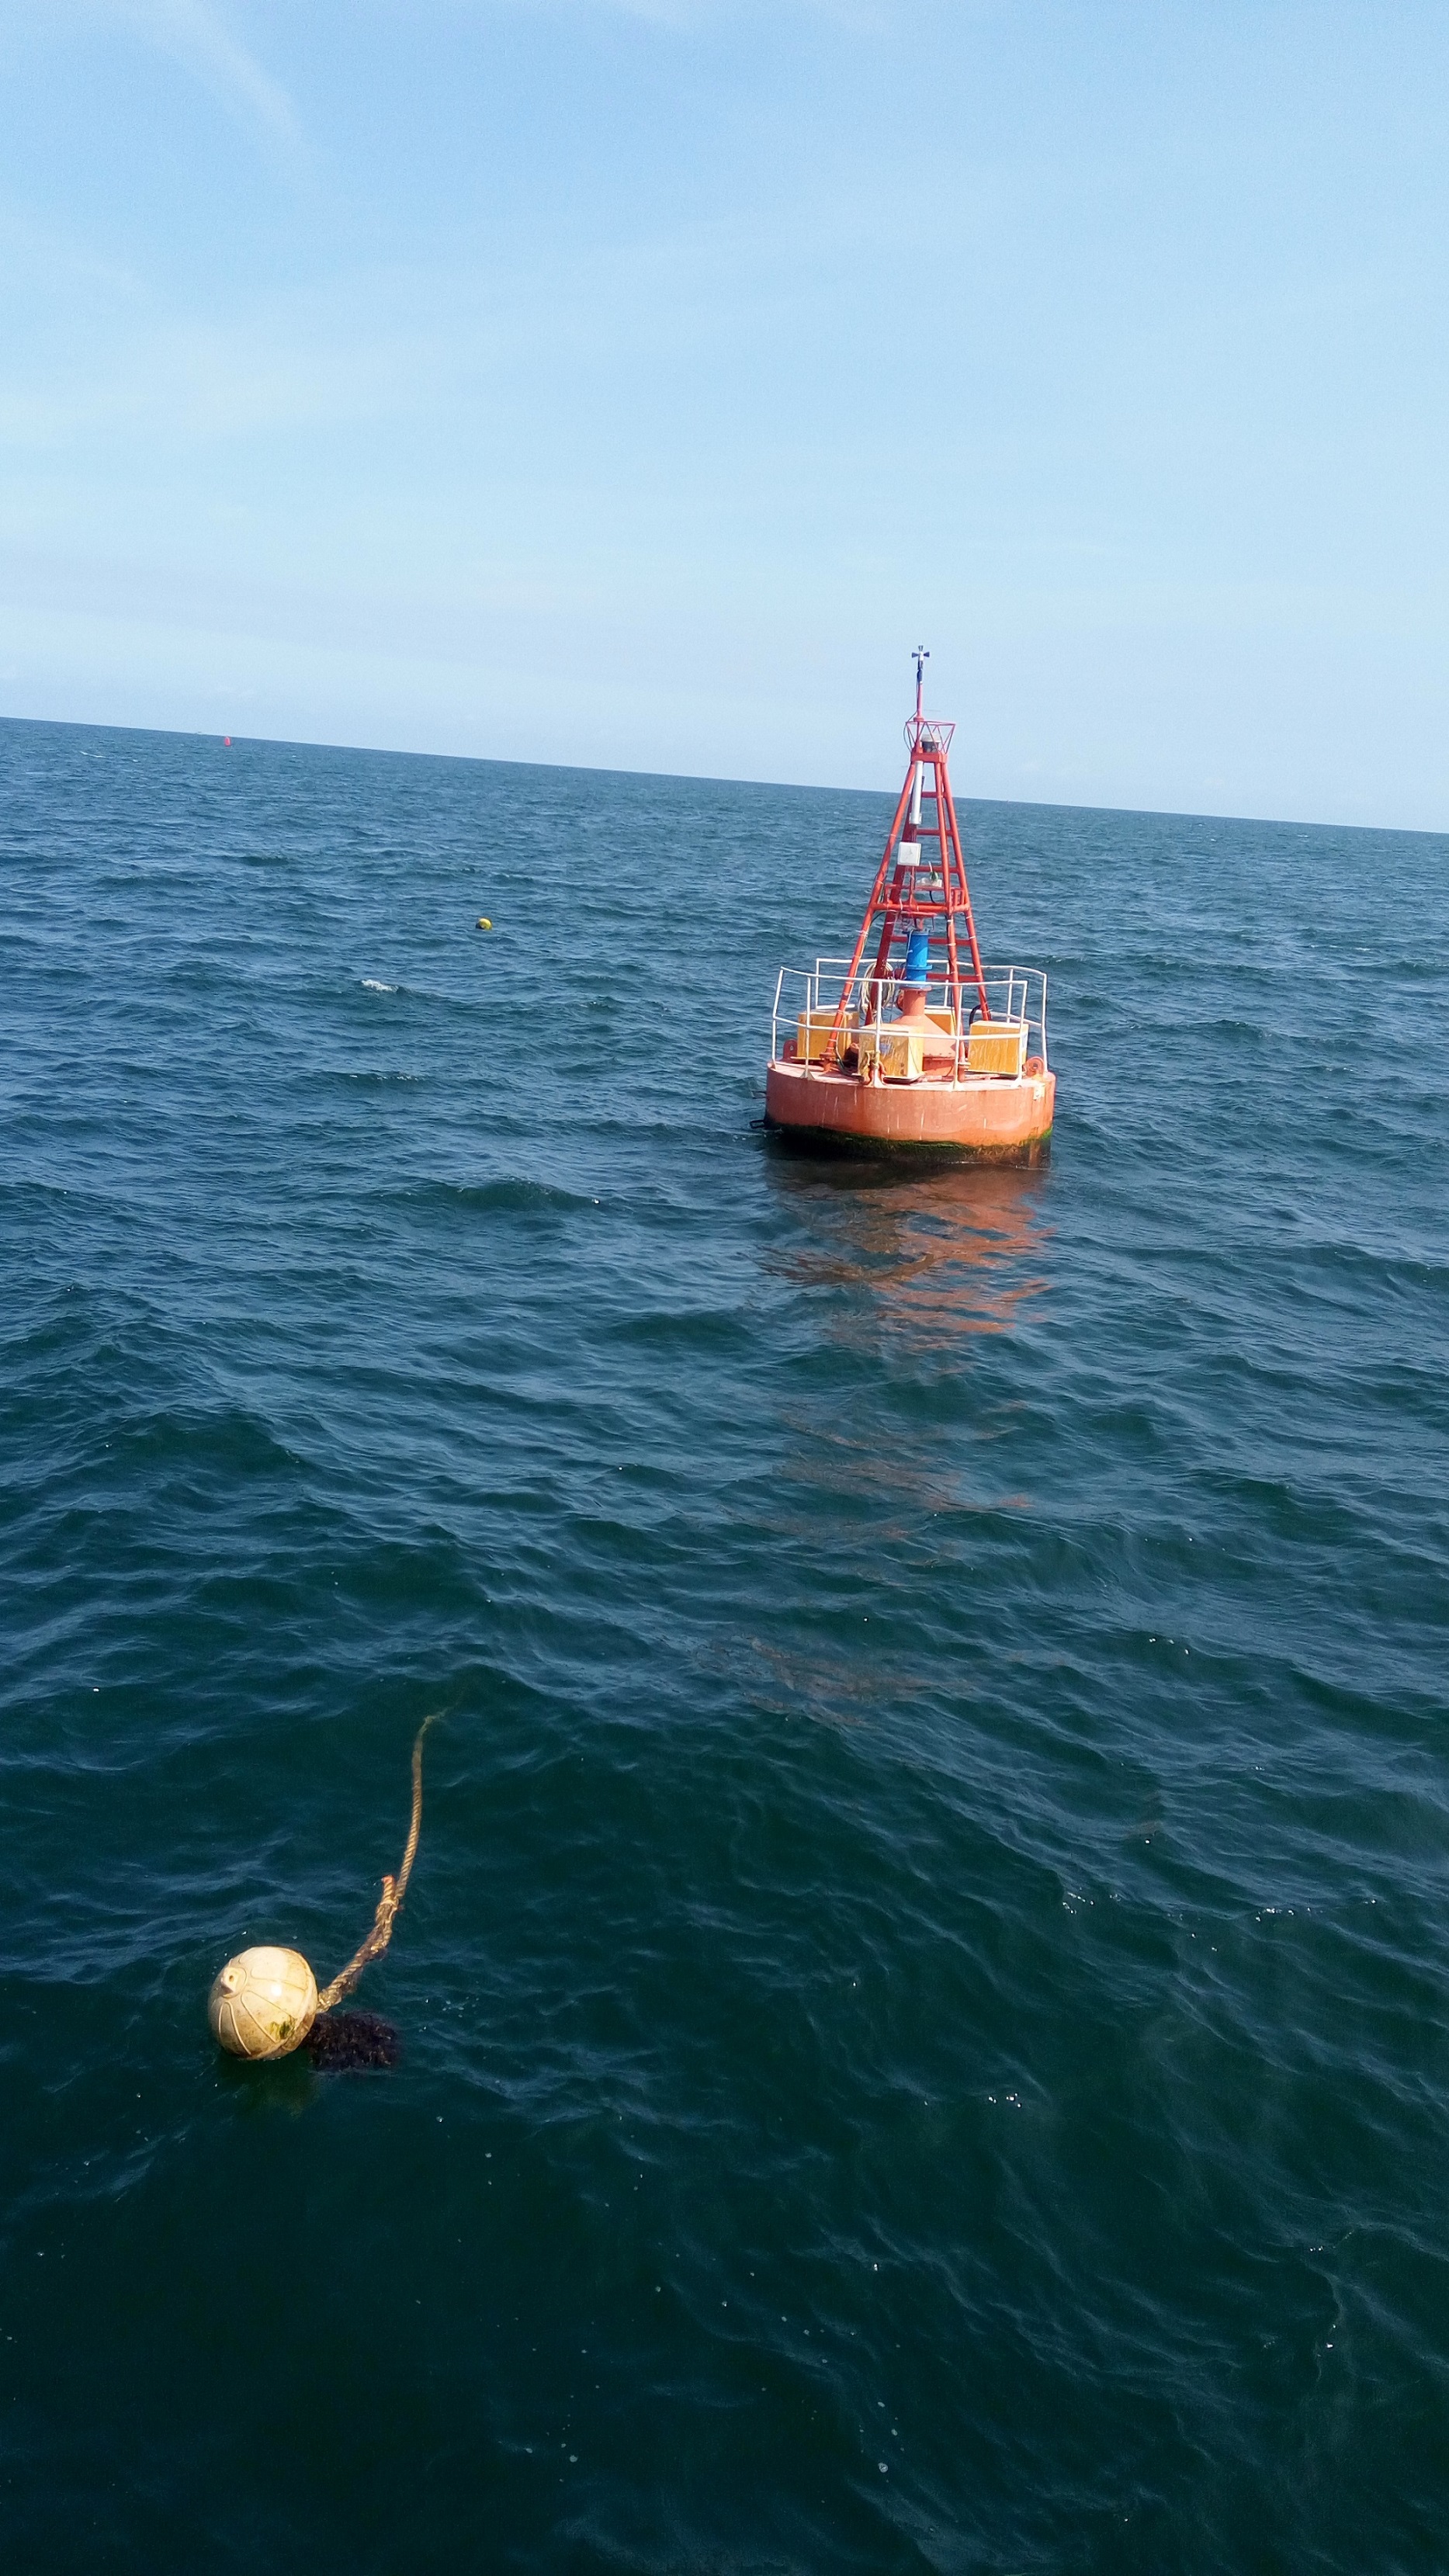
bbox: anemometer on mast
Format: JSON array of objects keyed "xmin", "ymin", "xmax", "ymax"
[{"xmin": 913, "ymin": 646, "xmax": 929, "ymax": 721}]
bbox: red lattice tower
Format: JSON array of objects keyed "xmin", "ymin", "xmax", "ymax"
[{"xmin": 827, "ymin": 649, "xmax": 990, "ymax": 1061}]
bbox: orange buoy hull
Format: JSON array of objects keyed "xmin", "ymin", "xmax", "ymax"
[{"xmin": 764, "ymin": 1059, "xmax": 1056, "ymax": 1159}]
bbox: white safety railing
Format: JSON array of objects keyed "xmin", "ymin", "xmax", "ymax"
[{"xmin": 770, "ymin": 962, "xmax": 1049, "ymax": 1086}]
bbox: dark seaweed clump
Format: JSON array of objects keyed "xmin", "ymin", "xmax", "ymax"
[{"xmin": 305, "ymin": 2009, "xmax": 401, "ymax": 2071}]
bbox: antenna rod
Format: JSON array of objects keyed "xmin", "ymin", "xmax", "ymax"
[{"xmin": 913, "ymin": 644, "xmax": 929, "ymax": 720}]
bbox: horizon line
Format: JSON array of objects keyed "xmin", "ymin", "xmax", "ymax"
[{"xmin": 1, "ymin": 709, "xmax": 1442, "ymax": 844}]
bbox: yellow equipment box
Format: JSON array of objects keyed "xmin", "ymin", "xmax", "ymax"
[
  {"xmin": 796, "ymin": 1007, "xmax": 854, "ymax": 1063},
  {"xmin": 965, "ymin": 1018, "xmax": 1027, "ymax": 1076},
  {"xmin": 858, "ymin": 1024, "xmax": 925, "ymax": 1080}
]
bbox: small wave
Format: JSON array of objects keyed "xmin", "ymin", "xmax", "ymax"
[
  {"xmin": 360, "ymin": 978, "xmax": 396, "ymax": 993},
  {"xmin": 418, "ymin": 1176, "xmax": 599, "ymax": 1216}
]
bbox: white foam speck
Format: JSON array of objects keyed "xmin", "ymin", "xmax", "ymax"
[{"xmin": 361, "ymin": 978, "xmax": 395, "ymax": 992}]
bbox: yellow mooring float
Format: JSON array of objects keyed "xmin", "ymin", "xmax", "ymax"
[{"xmin": 209, "ymin": 1714, "xmax": 437, "ymax": 2068}]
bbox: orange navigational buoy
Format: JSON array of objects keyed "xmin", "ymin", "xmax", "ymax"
[{"xmin": 764, "ymin": 650, "xmax": 1056, "ymax": 1159}]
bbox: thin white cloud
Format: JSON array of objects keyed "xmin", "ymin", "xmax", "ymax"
[
  {"xmin": 108, "ymin": 1, "xmax": 303, "ymax": 156},
  {"xmin": 479, "ymin": 0, "xmax": 898, "ymax": 27}
]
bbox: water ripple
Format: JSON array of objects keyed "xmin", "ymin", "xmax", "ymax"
[{"xmin": 1, "ymin": 719, "xmax": 1447, "ymax": 2571}]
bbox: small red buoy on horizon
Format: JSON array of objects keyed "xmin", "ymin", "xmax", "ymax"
[{"xmin": 223, "ymin": 736, "xmax": 232, "ymax": 747}]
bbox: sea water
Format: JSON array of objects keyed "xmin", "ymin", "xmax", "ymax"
[{"xmin": 2, "ymin": 716, "xmax": 1447, "ymax": 2572}]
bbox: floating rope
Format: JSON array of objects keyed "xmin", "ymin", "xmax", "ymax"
[{"xmin": 315, "ymin": 1711, "xmax": 437, "ymax": 2012}]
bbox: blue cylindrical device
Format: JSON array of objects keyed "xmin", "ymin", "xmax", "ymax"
[{"xmin": 903, "ymin": 928, "xmax": 931, "ymax": 986}]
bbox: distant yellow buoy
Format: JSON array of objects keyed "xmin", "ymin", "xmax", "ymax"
[
  {"xmin": 476, "ymin": 917, "xmax": 492, "ymax": 930},
  {"xmin": 209, "ymin": 1946, "xmax": 318, "ymax": 2060}
]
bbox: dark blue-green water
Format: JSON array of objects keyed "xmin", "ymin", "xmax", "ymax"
[{"xmin": 2, "ymin": 715, "xmax": 1447, "ymax": 2573}]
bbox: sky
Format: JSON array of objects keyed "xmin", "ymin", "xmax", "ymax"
[{"xmin": 0, "ymin": 0, "xmax": 1445, "ymax": 826}]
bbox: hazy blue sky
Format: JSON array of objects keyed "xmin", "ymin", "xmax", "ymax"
[{"xmin": 1, "ymin": 2, "xmax": 1444, "ymax": 823}]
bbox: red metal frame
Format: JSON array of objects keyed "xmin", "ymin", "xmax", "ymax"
[{"xmin": 826, "ymin": 668, "xmax": 991, "ymax": 1062}]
